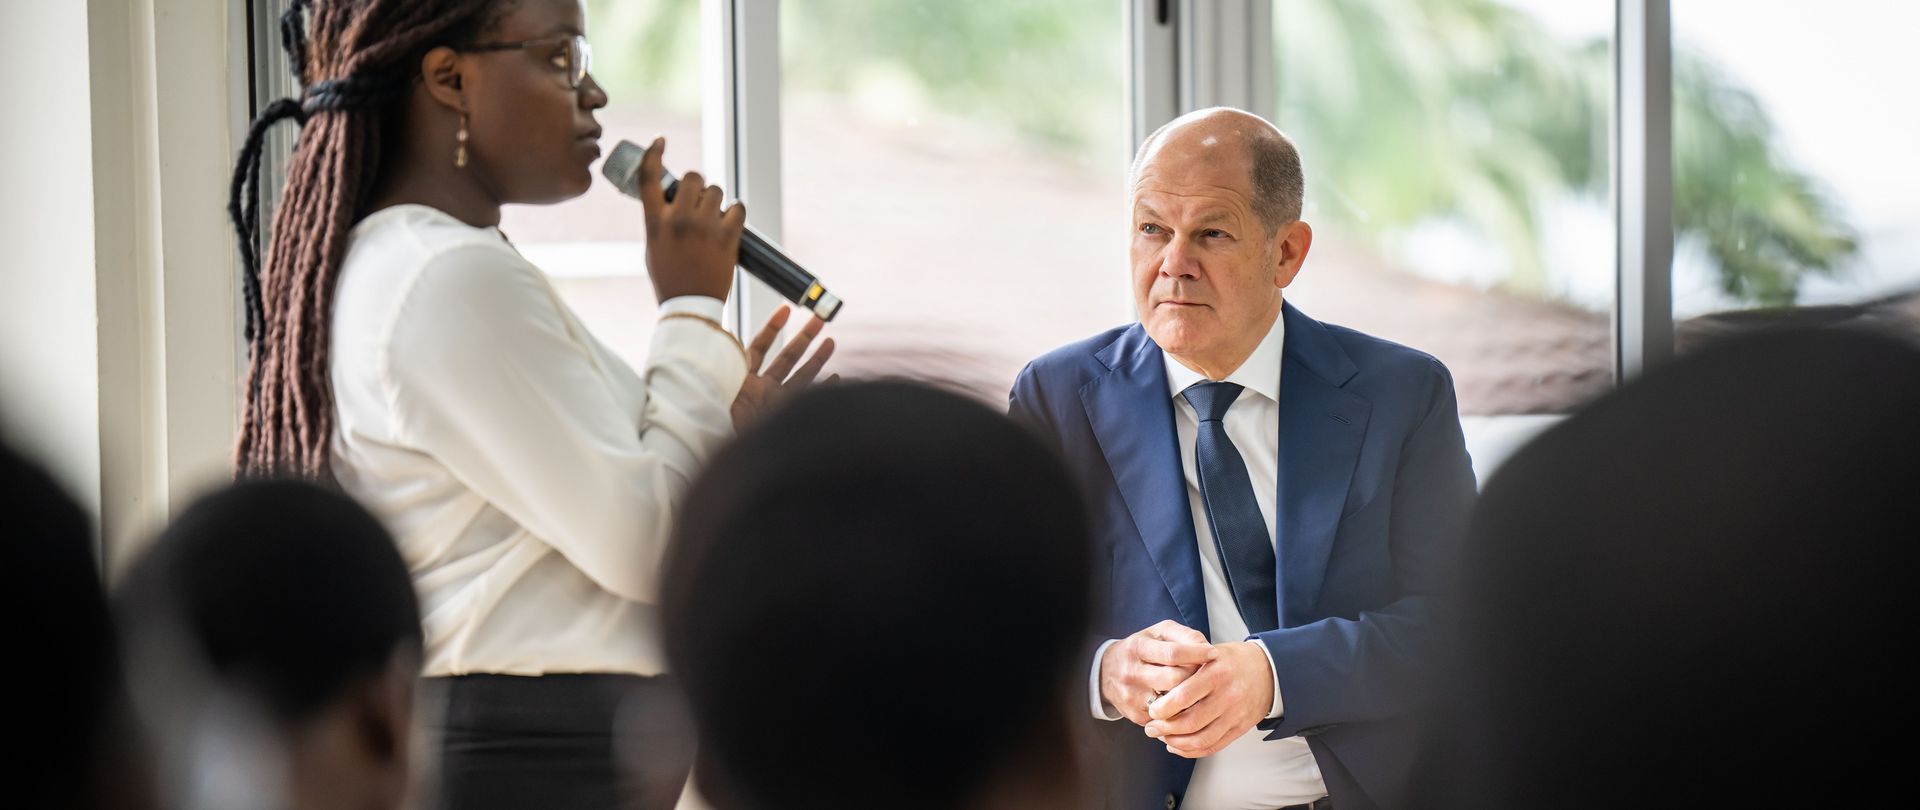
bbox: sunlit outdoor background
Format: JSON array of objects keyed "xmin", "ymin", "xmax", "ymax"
[{"xmin": 504, "ymin": 0, "xmax": 1919, "ymax": 446}]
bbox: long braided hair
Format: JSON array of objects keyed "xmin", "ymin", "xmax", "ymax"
[{"xmin": 227, "ymin": 0, "xmax": 506, "ymax": 479}]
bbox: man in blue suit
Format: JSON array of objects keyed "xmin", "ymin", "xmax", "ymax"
[{"xmin": 1010, "ymin": 108, "xmax": 1476, "ymax": 810}]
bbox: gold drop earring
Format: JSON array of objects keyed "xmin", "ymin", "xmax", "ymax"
[{"xmin": 455, "ymin": 113, "xmax": 470, "ymax": 168}]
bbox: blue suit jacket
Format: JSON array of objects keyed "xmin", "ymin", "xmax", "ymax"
[{"xmin": 1009, "ymin": 303, "xmax": 1476, "ymax": 810}]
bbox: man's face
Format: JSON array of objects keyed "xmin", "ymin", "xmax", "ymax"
[{"xmin": 1130, "ymin": 143, "xmax": 1294, "ymax": 368}]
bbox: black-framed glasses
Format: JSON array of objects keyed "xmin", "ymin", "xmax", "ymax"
[{"xmin": 463, "ymin": 34, "xmax": 593, "ymax": 89}]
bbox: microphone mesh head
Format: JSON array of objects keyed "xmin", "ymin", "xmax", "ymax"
[{"xmin": 602, "ymin": 140, "xmax": 647, "ymax": 198}]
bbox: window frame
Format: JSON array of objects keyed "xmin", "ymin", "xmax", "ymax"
[
  {"xmin": 248, "ymin": 0, "xmax": 1677, "ymax": 385},
  {"xmin": 237, "ymin": 0, "xmax": 1679, "ymax": 488}
]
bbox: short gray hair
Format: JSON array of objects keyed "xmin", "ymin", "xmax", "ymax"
[{"xmin": 1129, "ymin": 112, "xmax": 1304, "ymax": 234}]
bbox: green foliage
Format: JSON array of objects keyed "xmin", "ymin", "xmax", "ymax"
[
  {"xmin": 585, "ymin": 0, "xmax": 701, "ymax": 112},
  {"xmin": 587, "ymin": 0, "xmax": 1858, "ymax": 307},
  {"xmin": 1275, "ymin": 0, "xmax": 1607, "ymax": 293},
  {"xmin": 1671, "ymin": 55, "xmax": 1858, "ymax": 306},
  {"xmin": 584, "ymin": 0, "xmax": 1123, "ymax": 150},
  {"xmin": 780, "ymin": 0, "xmax": 1123, "ymax": 154},
  {"xmin": 1275, "ymin": 0, "xmax": 1855, "ymax": 306}
]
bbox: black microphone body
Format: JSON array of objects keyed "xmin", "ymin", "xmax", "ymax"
[{"xmin": 602, "ymin": 140, "xmax": 842, "ymax": 322}]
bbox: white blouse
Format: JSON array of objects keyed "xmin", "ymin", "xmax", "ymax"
[{"xmin": 328, "ymin": 204, "xmax": 746, "ymax": 677}]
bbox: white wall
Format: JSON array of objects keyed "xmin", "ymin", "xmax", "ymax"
[
  {"xmin": 0, "ymin": 2, "xmax": 104, "ymax": 517},
  {"xmin": 0, "ymin": 0, "xmax": 243, "ymax": 573}
]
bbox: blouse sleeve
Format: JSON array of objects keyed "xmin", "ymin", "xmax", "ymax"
[{"xmin": 382, "ymin": 243, "xmax": 747, "ymax": 603}]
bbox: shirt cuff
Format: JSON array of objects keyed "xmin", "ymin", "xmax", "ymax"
[
  {"xmin": 658, "ymin": 295, "xmax": 726, "ymax": 324},
  {"xmin": 1250, "ymin": 638, "xmax": 1284, "ymax": 720},
  {"xmin": 1088, "ymin": 639, "xmax": 1124, "ymax": 721}
]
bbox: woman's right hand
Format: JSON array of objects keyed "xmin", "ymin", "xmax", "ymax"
[{"xmin": 637, "ymin": 137, "xmax": 744, "ymax": 302}]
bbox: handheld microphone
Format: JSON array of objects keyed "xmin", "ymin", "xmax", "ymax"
[{"xmin": 601, "ymin": 140, "xmax": 842, "ymax": 322}]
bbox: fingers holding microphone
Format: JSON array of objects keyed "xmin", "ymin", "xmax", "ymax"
[
  {"xmin": 612, "ymin": 136, "xmax": 841, "ymax": 322},
  {"xmin": 680, "ymin": 172, "xmax": 744, "ymax": 254},
  {"xmin": 635, "ymin": 136, "xmax": 667, "ymax": 226},
  {"xmin": 641, "ymin": 141, "xmax": 740, "ymax": 302},
  {"xmin": 627, "ymin": 138, "xmax": 839, "ymax": 424},
  {"xmin": 685, "ymin": 174, "xmax": 726, "ymax": 216}
]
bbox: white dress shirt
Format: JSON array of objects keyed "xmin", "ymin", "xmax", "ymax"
[
  {"xmin": 1088, "ymin": 309, "xmax": 1328, "ymax": 809},
  {"xmin": 328, "ymin": 204, "xmax": 746, "ymax": 677}
]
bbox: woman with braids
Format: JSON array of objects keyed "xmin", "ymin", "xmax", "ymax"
[{"xmin": 226, "ymin": 1, "xmax": 833, "ymax": 808}]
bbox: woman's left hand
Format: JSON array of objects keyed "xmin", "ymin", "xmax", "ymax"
[{"xmin": 732, "ymin": 305, "xmax": 837, "ymax": 430}]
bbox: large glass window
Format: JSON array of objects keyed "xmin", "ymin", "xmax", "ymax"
[
  {"xmin": 776, "ymin": 0, "xmax": 1130, "ymax": 400},
  {"xmin": 499, "ymin": 0, "xmax": 703, "ymax": 368},
  {"xmin": 1670, "ymin": 0, "xmax": 1920, "ymax": 349},
  {"xmin": 367, "ymin": 0, "xmax": 1920, "ymax": 440},
  {"xmin": 1272, "ymin": 0, "xmax": 1616, "ymax": 423}
]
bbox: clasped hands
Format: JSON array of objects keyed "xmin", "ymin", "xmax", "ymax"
[{"xmin": 1099, "ymin": 619, "xmax": 1274, "ymax": 759}]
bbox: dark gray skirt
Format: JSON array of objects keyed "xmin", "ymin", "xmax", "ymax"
[{"xmin": 426, "ymin": 673, "xmax": 694, "ymax": 810}]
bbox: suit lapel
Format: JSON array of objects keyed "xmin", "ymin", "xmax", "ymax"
[
  {"xmin": 1080, "ymin": 326, "xmax": 1209, "ymax": 636},
  {"xmin": 1275, "ymin": 303, "xmax": 1371, "ymax": 626}
]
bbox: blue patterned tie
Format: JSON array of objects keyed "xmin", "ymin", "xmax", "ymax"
[{"xmin": 1181, "ymin": 382, "xmax": 1280, "ymax": 634}]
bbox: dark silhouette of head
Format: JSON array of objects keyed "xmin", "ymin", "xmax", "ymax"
[
  {"xmin": 116, "ymin": 479, "xmax": 422, "ymax": 810},
  {"xmin": 2, "ymin": 441, "xmax": 138, "ymax": 809},
  {"xmin": 663, "ymin": 381, "xmax": 1095, "ymax": 810},
  {"xmin": 1422, "ymin": 327, "xmax": 1920, "ymax": 807}
]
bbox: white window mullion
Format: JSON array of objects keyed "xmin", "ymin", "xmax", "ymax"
[
  {"xmin": 1175, "ymin": 0, "xmax": 1273, "ymax": 120},
  {"xmin": 1130, "ymin": 0, "xmax": 1181, "ymax": 152},
  {"xmin": 1614, "ymin": 0, "xmax": 1675, "ymax": 379},
  {"xmin": 701, "ymin": 0, "xmax": 784, "ymax": 336}
]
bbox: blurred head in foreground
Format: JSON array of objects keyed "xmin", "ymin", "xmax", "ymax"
[
  {"xmin": 116, "ymin": 479, "xmax": 422, "ymax": 810},
  {"xmin": 1423, "ymin": 327, "xmax": 1920, "ymax": 807},
  {"xmin": 664, "ymin": 381, "xmax": 1095, "ymax": 810},
  {"xmin": 2, "ymin": 439, "xmax": 149, "ymax": 809}
]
